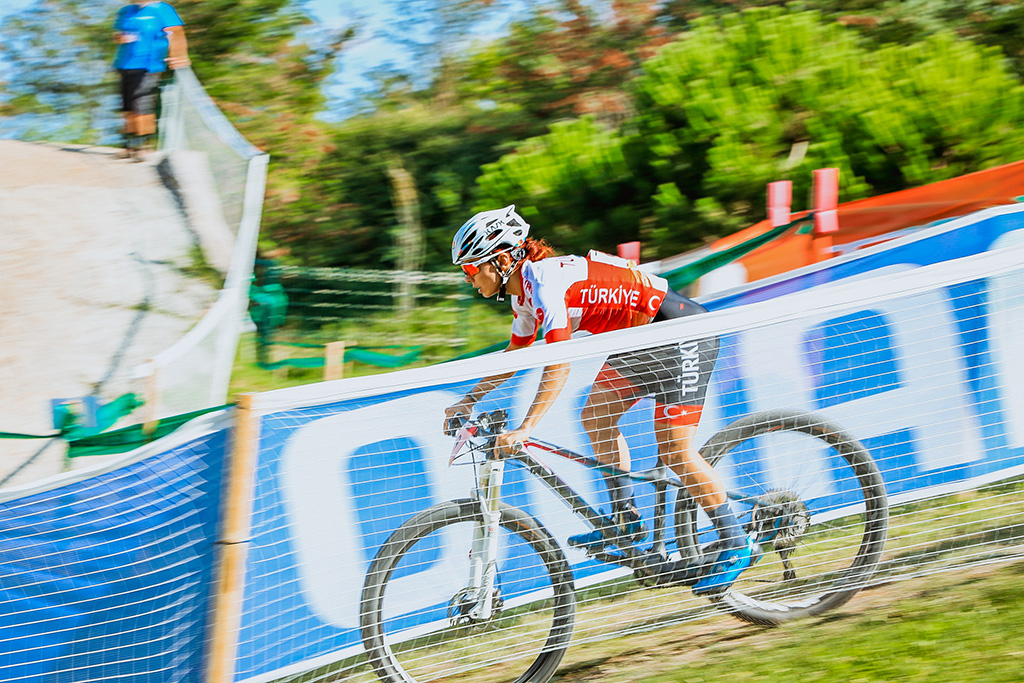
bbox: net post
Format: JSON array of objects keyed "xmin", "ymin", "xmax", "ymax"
[
  {"xmin": 142, "ymin": 363, "xmax": 160, "ymax": 436},
  {"xmin": 324, "ymin": 341, "xmax": 347, "ymax": 381},
  {"xmin": 812, "ymin": 168, "xmax": 839, "ymax": 260},
  {"xmin": 205, "ymin": 393, "xmax": 260, "ymax": 683},
  {"xmin": 767, "ymin": 180, "xmax": 792, "ymax": 227}
]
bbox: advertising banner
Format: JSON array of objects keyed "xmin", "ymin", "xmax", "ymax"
[
  {"xmin": 0, "ymin": 413, "xmax": 230, "ymax": 683},
  {"xmin": 234, "ymin": 244, "xmax": 1024, "ymax": 682},
  {"xmin": 704, "ymin": 203, "xmax": 1024, "ymax": 309}
]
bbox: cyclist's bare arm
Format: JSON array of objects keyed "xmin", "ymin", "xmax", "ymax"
[
  {"xmin": 496, "ymin": 362, "xmax": 570, "ymax": 453},
  {"xmin": 443, "ymin": 339, "xmax": 534, "ymax": 426}
]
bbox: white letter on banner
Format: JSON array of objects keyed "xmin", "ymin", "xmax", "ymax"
[
  {"xmin": 985, "ymin": 234, "xmax": 1024, "ymax": 447},
  {"xmin": 280, "ymin": 391, "xmax": 475, "ymax": 629},
  {"xmin": 277, "ymin": 364, "xmax": 605, "ymax": 630},
  {"xmin": 736, "ymin": 289, "xmax": 981, "ymax": 489}
]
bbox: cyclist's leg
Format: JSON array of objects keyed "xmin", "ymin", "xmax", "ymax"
[
  {"xmin": 581, "ymin": 380, "xmax": 639, "ymax": 505},
  {"xmin": 569, "ymin": 371, "xmax": 646, "ymax": 548},
  {"xmin": 642, "ymin": 333, "xmax": 759, "ymax": 592},
  {"xmin": 656, "ymin": 411, "xmax": 758, "ymax": 593}
]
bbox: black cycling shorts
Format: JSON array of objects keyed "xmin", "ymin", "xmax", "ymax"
[
  {"xmin": 119, "ymin": 69, "xmax": 162, "ymax": 115},
  {"xmin": 595, "ymin": 288, "xmax": 719, "ymax": 426}
]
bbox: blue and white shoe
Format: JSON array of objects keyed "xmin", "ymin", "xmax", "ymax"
[
  {"xmin": 568, "ymin": 506, "xmax": 647, "ymax": 551},
  {"xmin": 692, "ymin": 536, "xmax": 760, "ymax": 597}
]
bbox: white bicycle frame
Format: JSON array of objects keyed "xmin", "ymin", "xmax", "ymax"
[{"xmin": 467, "ymin": 458, "xmax": 505, "ymax": 621}]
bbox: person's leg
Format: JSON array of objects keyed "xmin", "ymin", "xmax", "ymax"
[
  {"xmin": 655, "ymin": 419, "xmax": 745, "ymax": 550},
  {"xmin": 644, "ymin": 331, "xmax": 757, "ymax": 591},
  {"xmin": 118, "ymin": 69, "xmax": 144, "ymax": 158},
  {"xmin": 129, "ymin": 72, "xmax": 163, "ymax": 157},
  {"xmin": 135, "ymin": 113, "xmax": 157, "ymax": 136},
  {"xmin": 581, "ymin": 381, "xmax": 636, "ymax": 509},
  {"xmin": 569, "ymin": 378, "xmax": 645, "ymax": 548}
]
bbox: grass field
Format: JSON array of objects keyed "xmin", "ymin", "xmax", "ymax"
[
  {"xmin": 548, "ymin": 559, "xmax": 1024, "ymax": 683},
  {"xmin": 326, "ymin": 558, "xmax": 1024, "ymax": 683},
  {"xmin": 290, "ymin": 481, "xmax": 1024, "ymax": 683}
]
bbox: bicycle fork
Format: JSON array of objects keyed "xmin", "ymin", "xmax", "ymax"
[{"xmin": 467, "ymin": 457, "xmax": 505, "ymax": 622}]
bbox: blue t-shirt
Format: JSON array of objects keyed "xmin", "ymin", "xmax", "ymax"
[{"xmin": 112, "ymin": 2, "xmax": 183, "ymax": 73}]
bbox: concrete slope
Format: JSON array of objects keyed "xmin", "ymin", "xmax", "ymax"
[{"xmin": 0, "ymin": 140, "xmax": 218, "ymax": 487}]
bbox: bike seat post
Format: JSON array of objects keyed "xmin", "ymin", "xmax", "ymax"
[{"xmin": 675, "ymin": 494, "xmax": 701, "ymax": 565}]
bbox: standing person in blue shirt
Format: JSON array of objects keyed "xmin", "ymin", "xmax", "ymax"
[{"xmin": 112, "ymin": 1, "xmax": 190, "ymax": 160}]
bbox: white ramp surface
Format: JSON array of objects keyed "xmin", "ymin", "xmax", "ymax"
[{"xmin": 0, "ymin": 139, "xmax": 217, "ymax": 486}]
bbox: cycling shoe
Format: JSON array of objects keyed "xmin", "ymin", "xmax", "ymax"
[
  {"xmin": 568, "ymin": 506, "xmax": 647, "ymax": 551},
  {"xmin": 692, "ymin": 536, "xmax": 760, "ymax": 597}
]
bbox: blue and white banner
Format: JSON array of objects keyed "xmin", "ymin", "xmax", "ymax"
[
  {"xmin": 704, "ymin": 203, "xmax": 1024, "ymax": 310},
  {"xmin": 0, "ymin": 413, "xmax": 230, "ymax": 683},
  {"xmin": 235, "ymin": 240, "xmax": 1024, "ymax": 682}
]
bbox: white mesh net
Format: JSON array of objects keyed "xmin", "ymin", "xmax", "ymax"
[
  {"xmin": 227, "ymin": 238, "xmax": 1024, "ymax": 683},
  {"xmin": 134, "ymin": 68, "xmax": 268, "ymax": 418},
  {"xmin": 5, "ymin": 222, "xmax": 1024, "ymax": 683}
]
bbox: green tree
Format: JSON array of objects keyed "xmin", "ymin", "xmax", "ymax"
[
  {"xmin": 658, "ymin": 0, "xmax": 1024, "ymax": 80},
  {"xmin": 474, "ymin": 8, "xmax": 1024, "ymax": 258},
  {"xmin": 275, "ymin": 102, "xmax": 527, "ymax": 268},
  {"xmin": 0, "ymin": 0, "xmax": 349, "ymax": 255},
  {"xmin": 168, "ymin": 0, "xmax": 351, "ymax": 242},
  {"xmin": 457, "ymin": 0, "xmax": 670, "ymax": 131},
  {"xmin": 632, "ymin": 8, "xmax": 1024, "ymax": 237},
  {"xmin": 475, "ymin": 116, "xmax": 647, "ymax": 255},
  {"xmin": 0, "ymin": 2, "xmax": 119, "ymax": 142}
]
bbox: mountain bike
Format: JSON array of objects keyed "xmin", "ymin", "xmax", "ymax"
[{"xmin": 359, "ymin": 408, "xmax": 889, "ymax": 683}]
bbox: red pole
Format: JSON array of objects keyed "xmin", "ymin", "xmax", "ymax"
[
  {"xmin": 812, "ymin": 168, "xmax": 839, "ymax": 261},
  {"xmin": 767, "ymin": 180, "xmax": 792, "ymax": 227},
  {"xmin": 617, "ymin": 241, "xmax": 641, "ymax": 263}
]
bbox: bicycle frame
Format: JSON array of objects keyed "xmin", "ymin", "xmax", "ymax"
[{"xmin": 456, "ymin": 414, "xmax": 704, "ymax": 593}]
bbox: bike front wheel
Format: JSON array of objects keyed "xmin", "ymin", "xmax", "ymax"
[
  {"xmin": 360, "ymin": 499, "xmax": 576, "ymax": 683},
  {"xmin": 687, "ymin": 409, "xmax": 889, "ymax": 625}
]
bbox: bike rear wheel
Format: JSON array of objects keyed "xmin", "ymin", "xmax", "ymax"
[
  {"xmin": 680, "ymin": 409, "xmax": 889, "ymax": 625},
  {"xmin": 360, "ymin": 499, "xmax": 576, "ymax": 683}
]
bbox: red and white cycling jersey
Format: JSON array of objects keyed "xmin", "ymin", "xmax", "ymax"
[{"xmin": 510, "ymin": 250, "xmax": 669, "ymax": 345}]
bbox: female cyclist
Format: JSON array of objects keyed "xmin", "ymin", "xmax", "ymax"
[{"xmin": 443, "ymin": 205, "xmax": 757, "ymax": 594}]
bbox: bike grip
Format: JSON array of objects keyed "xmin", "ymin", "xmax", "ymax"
[{"xmin": 444, "ymin": 414, "xmax": 466, "ymax": 437}]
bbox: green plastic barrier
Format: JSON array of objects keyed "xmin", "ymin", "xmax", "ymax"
[
  {"xmin": 662, "ymin": 213, "xmax": 813, "ymax": 292},
  {"xmin": 257, "ymin": 345, "xmax": 424, "ymax": 371},
  {"xmin": 65, "ymin": 404, "xmax": 231, "ymax": 458}
]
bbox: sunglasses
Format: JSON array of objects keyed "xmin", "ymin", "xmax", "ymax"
[{"xmin": 461, "ymin": 263, "xmax": 481, "ymax": 277}]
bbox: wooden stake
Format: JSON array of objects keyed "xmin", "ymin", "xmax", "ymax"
[
  {"xmin": 142, "ymin": 363, "xmax": 159, "ymax": 437},
  {"xmin": 205, "ymin": 393, "xmax": 260, "ymax": 683},
  {"xmin": 324, "ymin": 341, "xmax": 346, "ymax": 381}
]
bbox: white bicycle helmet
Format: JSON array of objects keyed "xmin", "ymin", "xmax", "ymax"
[{"xmin": 451, "ymin": 205, "xmax": 530, "ymax": 266}]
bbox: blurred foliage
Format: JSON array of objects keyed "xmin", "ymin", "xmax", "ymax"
[
  {"xmin": 270, "ymin": 102, "xmax": 529, "ymax": 267},
  {"xmin": 476, "ymin": 116, "xmax": 646, "ymax": 255},
  {"xmin": 168, "ymin": 0, "xmax": 351, "ymax": 242},
  {"xmin": 457, "ymin": 0, "xmax": 670, "ymax": 128},
  {"xmin": 660, "ymin": 1, "xmax": 1024, "ymax": 81},
  {"xmin": 0, "ymin": 0, "xmax": 347, "ymax": 244},
  {"xmin": 0, "ymin": 2, "xmax": 118, "ymax": 142},
  {"xmin": 3, "ymin": 1, "xmax": 1024, "ymax": 269},
  {"xmin": 625, "ymin": 8, "xmax": 1024, "ymax": 245},
  {"xmin": 472, "ymin": 7, "xmax": 1024, "ymax": 259}
]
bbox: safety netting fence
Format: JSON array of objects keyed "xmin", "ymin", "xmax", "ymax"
[
  {"xmin": 248, "ymin": 263, "xmax": 530, "ymax": 376},
  {"xmin": 133, "ymin": 67, "xmax": 268, "ymax": 419},
  {"xmin": 3, "ymin": 225, "xmax": 1024, "ymax": 683},
  {"xmin": 227, "ymin": 238, "xmax": 1024, "ymax": 683}
]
